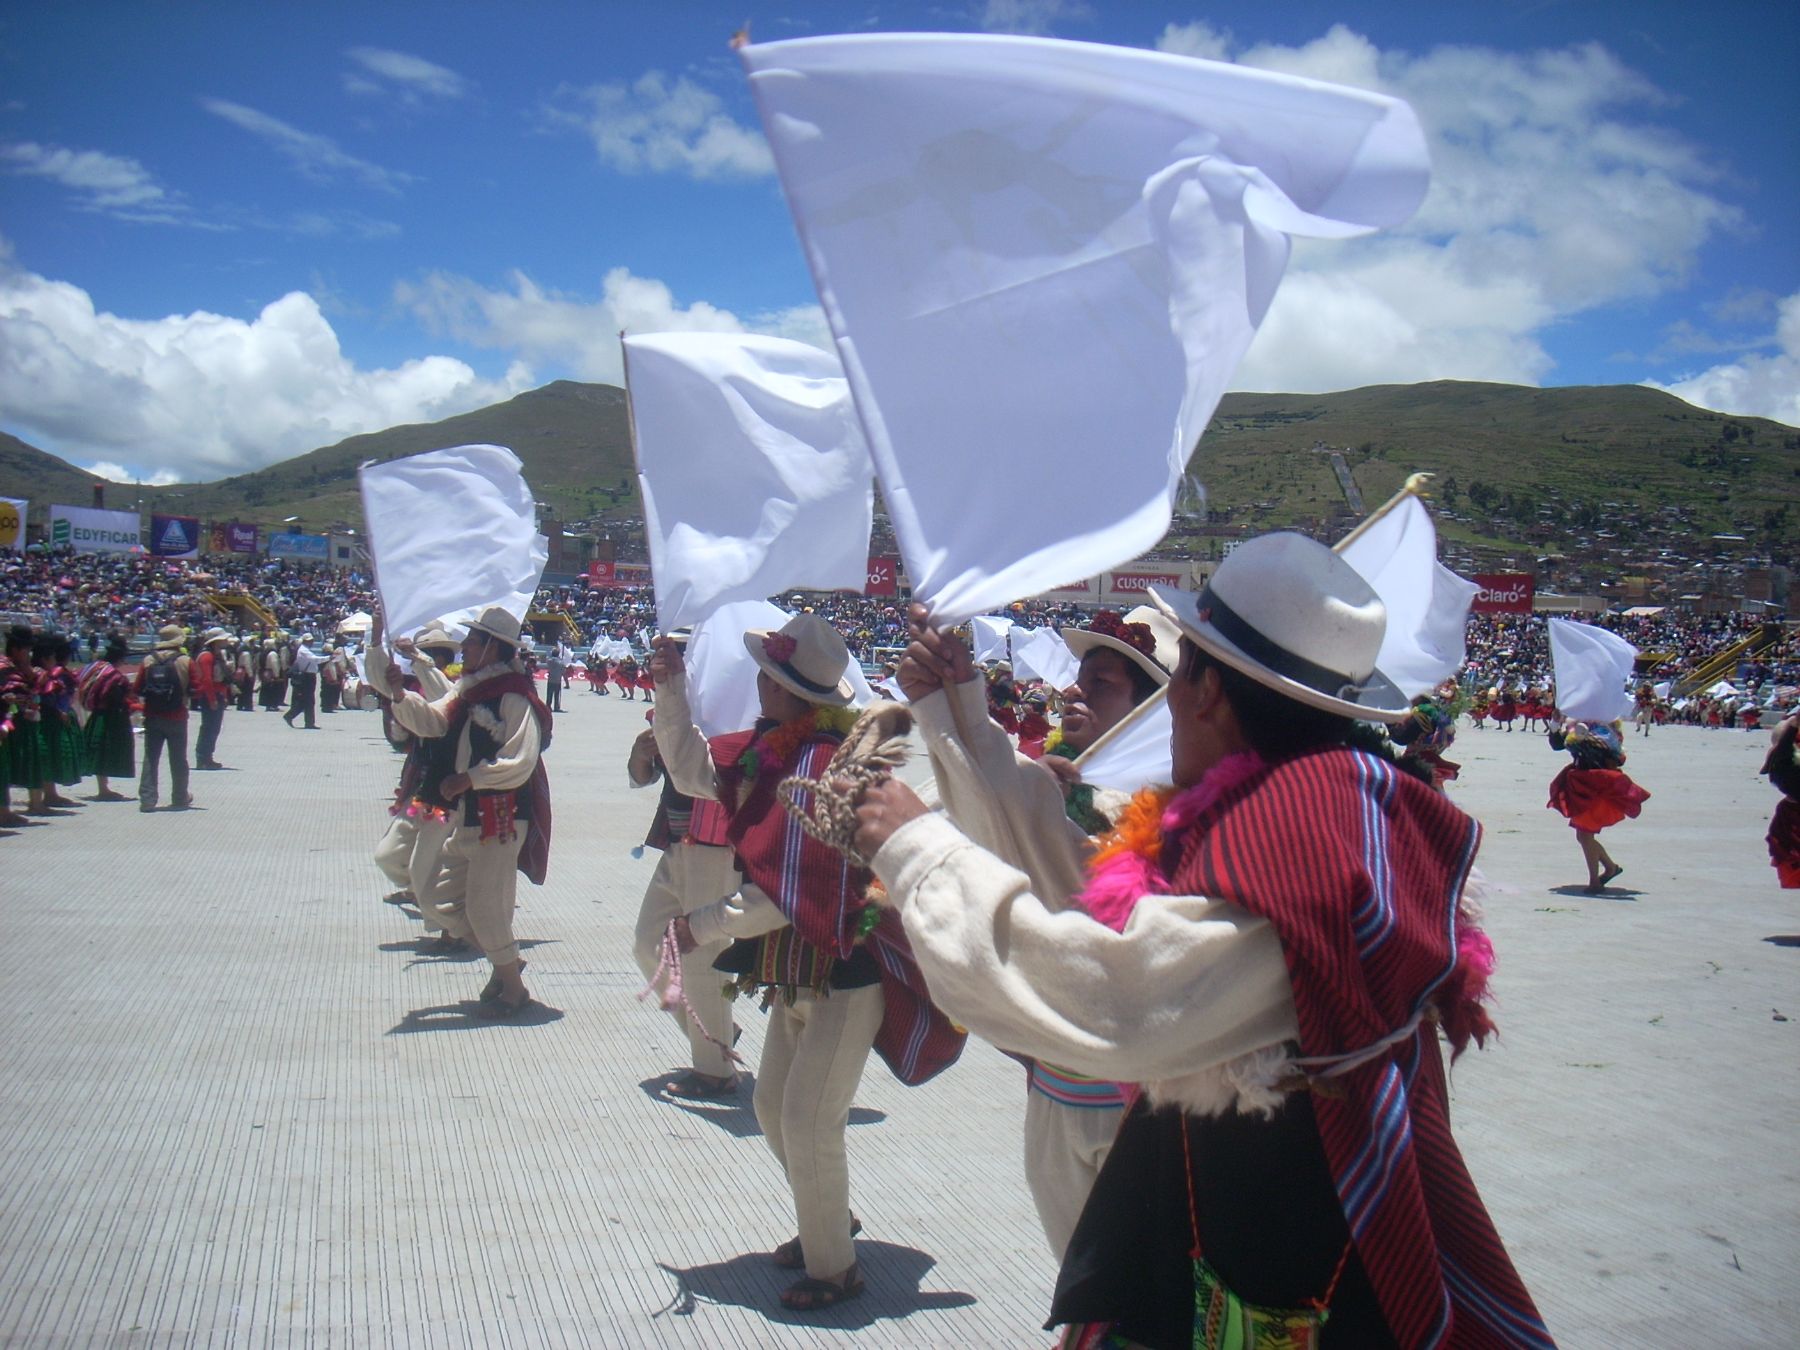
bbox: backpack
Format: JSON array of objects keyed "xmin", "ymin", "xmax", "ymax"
[{"xmin": 141, "ymin": 657, "xmax": 184, "ymax": 716}]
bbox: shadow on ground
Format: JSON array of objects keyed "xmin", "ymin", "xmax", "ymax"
[
  {"xmin": 1763, "ymin": 935, "xmax": 1800, "ymax": 947},
  {"xmin": 637, "ymin": 1074, "xmax": 887, "ymax": 1139},
  {"xmin": 651, "ymin": 1239, "xmax": 975, "ymax": 1327},
  {"xmin": 386, "ymin": 999, "xmax": 566, "ymax": 1033},
  {"xmin": 1547, "ymin": 884, "xmax": 1642, "ymax": 901}
]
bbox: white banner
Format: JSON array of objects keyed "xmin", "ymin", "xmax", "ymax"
[
  {"xmin": 742, "ymin": 33, "xmax": 1429, "ymax": 621},
  {"xmin": 970, "ymin": 615, "xmax": 1014, "ymax": 665},
  {"xmin": 1337, "ymin": 496, "xmax": 1481, "ymax": 699},
  {"xmin": 1548, "ymin": 619, "xmax": 1638, "ymax": 724},
  {"xmin": 359, "ymin": 444, "xmax": 549, "ymax": 646},
  {"xmin": 50, "ymin": 503, "xmax": 141, "ymax": 554},
  {"xmin": 0, "ymin": 497, "xmax": 26, "ymax": 550},
  {"xmin": 624, "ymin": 332, "xmax": 874, "ymax": 632}
]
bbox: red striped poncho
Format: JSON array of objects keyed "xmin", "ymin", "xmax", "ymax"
[
  {"xmin": 447, "ymin": 671, "xmax": 554, "ymax": 885},
  {"xmin": 1168, "ymin": 748, "xmax": 1550, "ymax": 1349},
  {"xmin": 710, "ymin": 725, "xmax": 965, "ymax": 1087}
]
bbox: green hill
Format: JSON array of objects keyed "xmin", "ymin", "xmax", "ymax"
[{"xmin": 3, "ymin": 379, "xmax": 1794, "ymax": 561}]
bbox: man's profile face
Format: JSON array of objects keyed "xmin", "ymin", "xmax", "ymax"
[{"xmin": 1058, "ymin": 648, "xmax": 1141, "ymax": 753}]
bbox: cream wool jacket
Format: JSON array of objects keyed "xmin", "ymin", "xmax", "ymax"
[
  {"xmin": 883, "ymin": 678, "xmax": 1302, "ymax": 1117},
  {"xmin": 371, "ymin": 659, "xmax": 541, "ymax": 794},
  {"xmin": 648, "ymin": 672, "xmax": 792, "ymax": 950}
]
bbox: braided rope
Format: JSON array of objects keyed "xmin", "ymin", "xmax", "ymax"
[{"xmin": 776, "ymin": 702, "xmax": 915, "ymax": 867}]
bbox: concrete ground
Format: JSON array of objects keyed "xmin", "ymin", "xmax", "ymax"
[{"xmin": 0, "ymin": 693, "xmax": 1793, "ymax": 1346}]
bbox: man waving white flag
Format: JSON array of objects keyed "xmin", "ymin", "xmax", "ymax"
[{"xmin": 741, "ymin": 33, "xmax": 1430, "ymax": 621}]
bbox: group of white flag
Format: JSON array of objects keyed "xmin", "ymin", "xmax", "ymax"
[{"xmin": 352, "ymin": 30, "xmax": 1641, "ymax": 748}]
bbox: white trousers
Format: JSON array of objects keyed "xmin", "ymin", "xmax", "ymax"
[
  {"xmin": 373, "ymin": 814, "xmax": 454, "ymax": 933},
  {"xmin": 754, "ymin": 984, "xmax": 884, "ymax": 1280},
  {"xmin": 428, "ymin": 824, "xmax": 524, "ymax": 965},
  {"xmin": 1024, "ymin": 1092, "xmax": 1126, "ymax": 1261},
  {"xmin": 631, "ymin": 842, "xmax": 741, "ymax": 1078}
]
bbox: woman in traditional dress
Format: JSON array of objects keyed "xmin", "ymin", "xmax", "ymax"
[
  {"xmin": 78, "ymin": 634, "xmax": 136, "ymax": 801},
  {"xmin": 1491, "ymin": 684, "xmax": 1518, "ymax": 731},
  {"xmin": 1763, "ymin": 713, "xmax": 1800, "ymax": 889},
  {"xmin": 35, "ymin": 632, "xmax": 84, "ymax": 807},
  {"xmin": 1547, "ymin": 718, "xmax": 1649, "ymax": 892},
  {"xmin": 1390, "ymin": 691, "xmax": 1461, "ymax": 789},
  {"xmin": 3, "ymin": 624, "xmax": 48, "ymax": 815},
  {"xmin": 0, "ymin": 624, "xmax": 35, "ymax": 825}
]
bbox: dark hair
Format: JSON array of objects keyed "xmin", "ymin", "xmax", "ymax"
[
  {"xmin": 1184, "ymin": 643, "xmax": 1357, "ymax": 762},
  {"xmin": 104, "ymin": 634, "xmax": 130, "ymax": 662},
  {"xmin": 5, "ymin": 624, "xmax": 32, "ymax": 652}
]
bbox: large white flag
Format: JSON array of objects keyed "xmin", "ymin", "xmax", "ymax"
[
  {"xmin": 1077, "ymin": 688, "xmax": 1173, "ymax": 792},
  {"xmin": 359, "ymin": 444, "xmax": 548, "ymax": 644},
  {"xmin": 1337, "ymin": 496, "xmax": 1480, "ymax": 699},
  {"xmin": 1548, "ymin": 619, "xmax": 1638, "ymax": 724},
  {"xmin": 742, "ymin": 33, "xmax": 1429, "ymax": 621},
  {"xmin": 625, "ymin": 332, "xmax": 874, "ymax": 632}
]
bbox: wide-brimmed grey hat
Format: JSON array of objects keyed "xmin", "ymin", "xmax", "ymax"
[
  {"xmin": 743, "ymin": 613, "xmax": 854, "ymax": 707},
  {"xmin": 465, "ymin": 606, "xmax": 523, "ymax": 646},
  {"xmin": 1148, "ymin": 532, "xmax": 1410, "ymax": 723},
  {"xmin": 1060, "ymin": 604, "xmax": 1182, "ymax": 687}
]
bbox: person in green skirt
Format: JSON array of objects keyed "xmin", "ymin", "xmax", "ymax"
[
  {"xmin": 3, "ymin": 624, "xmax": 47, "ymax": 817},
  {"xmin": 78, "ymin": 634, "xmax": 136, "ymax": 802},
  {"xmin": 35, "ymin": 632, "xmax": 84, "ymax": 809},
  {"xmin": 0, "ymin": 624, "xmax": 34, "ymax": 826}
]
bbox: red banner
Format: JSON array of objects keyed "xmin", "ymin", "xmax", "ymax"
[
  {"xmin": 865, "ymin": 556, "xmax": 898, "ymax": 596},
  {"xmin": 586, "ymin": 560, "xmax": 616, "ymax": 584},
  {"xmin": 1471, "ymin": 573, "xmax": 1535, "ymax": 613},
  {"xmin": 1108, "ymin": 570, "xmax": 1186, "ymax": 595}
]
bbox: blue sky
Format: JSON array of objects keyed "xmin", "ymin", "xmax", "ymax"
[{"xmin": 1, "ymin": 0, "xmax": 1794, "ymax": 484}]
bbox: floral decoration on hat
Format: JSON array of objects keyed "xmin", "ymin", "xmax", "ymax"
[
  {"xmin": 1085, "ymin": 610, "xmax": 1157, "ymax": 659},
  {"xmin": 762, "ymin": 631, "xmax": 799, "ymax": 664}
]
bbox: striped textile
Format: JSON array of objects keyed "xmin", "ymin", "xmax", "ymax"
[
  {"xmin": 1169, "ymin": 747, "xmax": 1552, "ymax": 1349},
  {"xmin": 711, "ymin": 727, "xmax": 965, "ymax": 1086},
  {"xmin": 1028, "ymin": 1062, "xmax": 1129, "ymax": 1109}
]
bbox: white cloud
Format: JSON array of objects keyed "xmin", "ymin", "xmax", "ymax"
[
  {"xmin": 1151, "ymin": 23, "xmax": 1740, "ymax": 395},
  {"xmin": 201, "ymin": 98, "xmax": 413, "ymax": 194},
  {"xmin": 85, "ymin": 461, "xmax": 180, "ymax": 487},
  {"xmin": 978, "ymin": 0, "xmax": 1093, "ymax": 36},
  {"xmin": 343, "ymin": 47, "xmax": 470, "ymax": 104},
  {"xmin": 0, "ymin": 256, "xmax": 531, "ymax": 481},
  {"xmin": 0, "ymin": 140, "xmax": 185, "ymax": 221},
  {"xmin": 1646, "ymin": 291, "xmax": 1800, "ymax": 428},
  {"xmin": 395, "ymin": 266, "xmax": 828, "ymax": 381},
  {"xmin": 547, "ymin": 72, "xmax": 773, "ymax": 180}
]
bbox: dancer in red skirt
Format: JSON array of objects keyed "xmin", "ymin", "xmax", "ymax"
[
  {"xmin": 1547, "ymin": 719, "xmax": 1649, "ymax": 892},
  {"xmin": 1762, "ymin": 713, "xmax": 1800, "ymax": 889}
]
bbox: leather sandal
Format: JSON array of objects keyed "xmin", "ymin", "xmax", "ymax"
[
  {"xmin": 663, "ymin": 1071, "xmax": 740, "ymax": 1100},
  {"xmin": 779, "ymin": 1265, "xmax": 864, "ymax": 1312}
]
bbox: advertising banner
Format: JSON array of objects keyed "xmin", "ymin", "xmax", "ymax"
[
  {"xmin": 865, "ymin": 557, "xmax": 898, "ymax": 597},
  {"xmin": 150, "ymin": 513, "xmax": 200, "ymax": 558},
  {"xmin": 50, "ymin": 503, "xmax": 142, "ymax": 554},
  {"xmin": 586, "ymin": 560, "xmax": 616, "ymax": 584},
  {"xmin": 216, "ymin": 522, "xmax": 258, "ymax": 553},
  {"xmin": 1471, "ymin": 573, "xmax": 1535, "ymax": 614},
  {"xmin": 1107, "ymin": 568, "xmax": 1187, "ymax": 598},
  {"xmin": 0, "ymin": 497, "xmax": 25, "ymax": 550},
  {"xmin": 1038, "ymin": 576, "xmax": 1097, "ymax": 599},
  {"xmin": 269, "ymin": 532, "xmax": 330, "ymax": 560}
]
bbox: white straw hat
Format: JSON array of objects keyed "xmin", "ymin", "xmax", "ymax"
[
  {"xmin": 1148, "ymin": 532, "xmax": 1410, "ymax": 722},
  {"xmin": 1061, "ymin": 605, "xmax": 1182, "ymax": 687},
  {"xmin": 743, "ymin": 613, "xmax": 854, "ymax": 706}
]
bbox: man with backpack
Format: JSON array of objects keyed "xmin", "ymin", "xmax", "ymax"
[{"xmin": 135, "ymin": 625, "xmax": 193, "ymax": 812}]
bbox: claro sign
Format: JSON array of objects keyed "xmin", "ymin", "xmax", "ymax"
[{"xmin": 1471, "ymin": 573, "xmax": 1535, "ymax": 614}]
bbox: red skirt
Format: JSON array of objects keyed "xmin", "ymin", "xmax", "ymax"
[
  {"xmin": 1548, "ymin": 765, "xmax": 1650, "ymax": 833},
  {"xmin": 1770, "ymin": 798, "xmax": 1800, "ymax": 889}
]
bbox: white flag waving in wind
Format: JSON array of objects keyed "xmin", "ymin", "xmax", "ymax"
[
  {"xmin": 741, "ymin": 34, "xmax": 1429, "ymax": 621},
  {"xmin": 1337, "ymin": 496, "xmax": 1481, "ymax": 699},
  {"xmin": 625, "ymin": 332, "xmax": 874, "ymax": 633},
  {"xmin": 359, "ymin": 444, "xmax": 548, "ymax": 644},
  {"xmin": 1548, "ymin": 619, "xmax": 1638, "ymax": 724}
]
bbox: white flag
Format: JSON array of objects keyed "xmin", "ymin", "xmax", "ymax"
[
  {"xmin": 625, "ymin": 332, "xmax": 874, "ymax": 632},
  {"xmin": 359, "ymin": 444, "xmax": 548, "ymax": 645},
  {"xmin": 971, "ymin": 615, "xmax": 1015, "ymax": 665},
  {"xmin": 1011, "ymin": 628, "xmax": 1080, "ymax": 689},
  {"xmin": 1337, "ymin": 496, "xmax": 1480, "ymax": 698},
  {"xmin": 1548, "ymin": 619, "xmax": 1638, "ymax": 723},
  {"xmin": 1076, "ymin": 688, "xmax": 1173, "ymax": 792},
  {"xmin": 742, "ymin": 33, "xmax": 1429, "ymax": 621}
]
